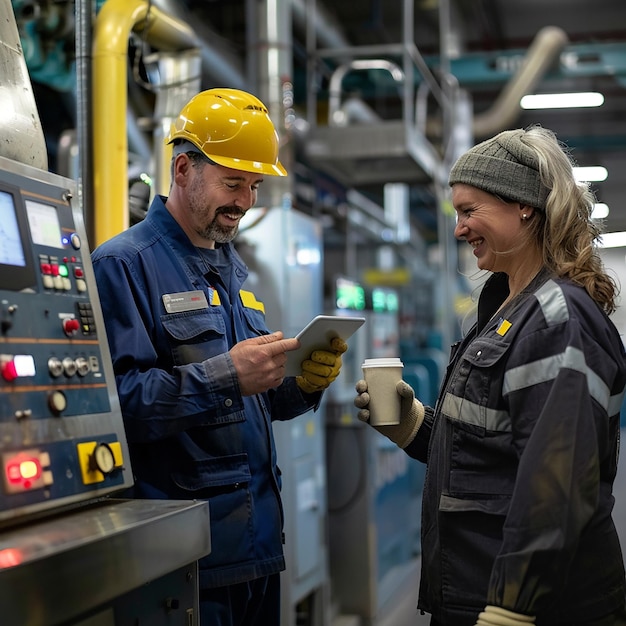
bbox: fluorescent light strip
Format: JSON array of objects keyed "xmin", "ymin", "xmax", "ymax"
[
  {"xmin": 598, "ymin": 231, "xmax": 626, "ymax": 249},
  {"xmin": 591, "ymin": 203, "xmax": 609, "ymax": 219},
  {"xmin": 520, "ymin": 92, "xmax": 604, "ymax": 109},
  {"xmin": 573, "ymin": 166, "xmax": 608, "ymax": 182}
]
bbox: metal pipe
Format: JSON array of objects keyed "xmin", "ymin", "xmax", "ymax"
[
  {"xmin": 252, "ymin": 0, "xmax": 294, "ymax": 214},
  {"xmin": 145, "ymin": 50, "xmax": 201, "ymax": 196},
  {"xmin": 92, "ymin": 0, "xmax": 197, "ymax": 246},
  {"xmin": 74, "ymin": 0, "xmax": 94, "ymax": 242},
  {"xmin": 472, "ymin": 26, "xmax": 569, "ymax": 138},
  {"xmin": 152, "ymin": 0, "xmax": 247, "ymax": 90},
  {"xmin": 328, "ymin": 59, "xmax": 404, "ymax": 125}
]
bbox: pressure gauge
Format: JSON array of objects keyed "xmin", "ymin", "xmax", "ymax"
[{"xmin": 92, "ymin": 443, "xmax": 116, "ymax": 475}]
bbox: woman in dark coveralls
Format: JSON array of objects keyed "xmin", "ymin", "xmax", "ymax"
[{"xmin": 355, "ymin": 126, "xmax": 626, "ymax": 626}]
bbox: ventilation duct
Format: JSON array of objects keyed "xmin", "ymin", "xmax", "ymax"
[{"xmin": 472, "ymin": 26, "xmax": 569, "ymax": 139}]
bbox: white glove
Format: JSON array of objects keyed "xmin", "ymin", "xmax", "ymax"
[
  {"xmin": 354, "ymin": 379, "xmax": 424, "ymax": 448},
  {"xmin": 475, "ymin": 606, "xmax": 535, "ymax": 626}
]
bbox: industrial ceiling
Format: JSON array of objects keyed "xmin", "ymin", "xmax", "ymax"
[
  {"xmin": 178, "ymin": 0, "xmax": 626, "ymax": 237},
  {"xmin": 12, "ymin": 0, "xmax": 626, "ymax": 240}
]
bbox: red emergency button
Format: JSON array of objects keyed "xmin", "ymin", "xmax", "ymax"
[
  {"xmin": 63, "ymin": 318, "xmax": 80, "ymax": 336},
  {"xmin": 3, "ymin": 450, "xmax": 47, "ymax": 493},
  {"xmin": 0, "ymin": 355, "xmax": 35, "ymax": 381},
  {"xmin": 6, "ymin": 456, "xmax": 42, "ymax": 489},
  {"xmin": 1, "ymin": 361, "xmax": 18, "ymax": 382}
]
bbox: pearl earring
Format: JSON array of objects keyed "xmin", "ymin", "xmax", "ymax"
[{"xmin": 522, "ymin": 213, "xmax": 528, "ymax": 220}]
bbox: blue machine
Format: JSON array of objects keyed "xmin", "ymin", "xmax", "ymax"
[
  {"xmin": 0, "ymin": 155, "xmax": 133, "ymax": 521},
  {"xmin": 0, "ymin": 156, "xmax": 210, "ymax": 626}
]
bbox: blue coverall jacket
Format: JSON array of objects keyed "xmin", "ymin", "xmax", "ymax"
[
  {"xmin": 406, "ymin": 270, "xmax": 626, "ymax": 625},
  {"xmin": 92, "ymin": 195, "xmax": 317, "ymax": 589}
]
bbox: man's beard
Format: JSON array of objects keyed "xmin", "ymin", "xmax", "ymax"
[
  {"xmin": 187, "ymin": 177, "xmax": 242, "ymax": 244},
  {"xmin": 202, "ymin": 213, "xmax": 239, "ymax": 243}
]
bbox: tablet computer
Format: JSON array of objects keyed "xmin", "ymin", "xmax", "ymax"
[{"xmin": 285, "ymin": 315, "xmax": 366, "ymax": 377}]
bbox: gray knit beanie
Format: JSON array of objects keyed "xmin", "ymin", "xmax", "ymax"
[{"xmin": 448, "ymin": 129, "xmax": 549, "ymax": 210}]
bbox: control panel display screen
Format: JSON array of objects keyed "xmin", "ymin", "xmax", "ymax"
[
  {"xmin": 0, "ymin": 184, "xmax": 36, "ymax": 291},
  {"xmin": 0, "ymin": 190, "xmax": 26, "ymax": 267},
  {"xmin": 25, "ymin": 200, "xmax": 62, "ymax": 249}
]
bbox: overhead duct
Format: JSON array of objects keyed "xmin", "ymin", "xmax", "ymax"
[{"xmin": 471, "ymin": 25, "xmax": 569, "ymax": 139}]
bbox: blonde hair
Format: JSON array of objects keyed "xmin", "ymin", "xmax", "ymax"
[{"xmin": 521, "ymin": 126, "xmax": 617, "ymax": 314}]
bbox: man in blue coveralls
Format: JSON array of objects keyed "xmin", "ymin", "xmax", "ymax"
[{"xmin": 92, "ymin": 88, "xmax": 347, "ymax": 626}]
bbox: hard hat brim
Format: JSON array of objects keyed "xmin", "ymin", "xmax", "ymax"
[{"xmin": 208, "ymin": 154, "xmax": 288, "ymax": 177}]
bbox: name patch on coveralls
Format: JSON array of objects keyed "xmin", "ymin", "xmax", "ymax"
[{"xmin": 162, "ymin": 290, "xmax": 209, "ymax": 313}]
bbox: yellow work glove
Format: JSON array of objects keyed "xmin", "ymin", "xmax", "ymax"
[
  {"xmin": 354, "ymin": 379, "xmax": 424, "ymax": 448},
  {"xmin": 475, "ymin": 606, "xmax": 535, "ymax": 626},
  {"xmin": 296, "ymin": 336, "xmax": 348, "ymax": 394}
]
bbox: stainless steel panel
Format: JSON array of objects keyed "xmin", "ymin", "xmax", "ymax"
[{"xmin": 0, "ymin": 499, "xmax": 210, "ymax": 626}]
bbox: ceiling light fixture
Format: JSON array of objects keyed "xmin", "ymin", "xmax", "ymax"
[
  {"xmin": 520, "ymin": 92, "xmax": 604, "ymax": 109},
  {"xmin": 591, "ymin": 203, "xmax": 609, "ymax": 220},
  {"xmin": 573, "ymin": 166, "xmax": 608, "ymax": 182},
  {"xmin": 598, "ymin": 231, "xmax": 626, "ymax": 249}
]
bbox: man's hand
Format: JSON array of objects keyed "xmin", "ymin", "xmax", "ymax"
[
  {"xmin": 296, "ymin": 337, "xmax": 348, "ymax": 394},
  {"xmin": 230, "ymin": 332, "xmax": 299, "ymax": 396}
]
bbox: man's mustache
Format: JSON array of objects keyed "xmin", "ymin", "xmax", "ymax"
[{"xmin": 216, "ymin": 206, "xmax": 245, "ymax": 218}]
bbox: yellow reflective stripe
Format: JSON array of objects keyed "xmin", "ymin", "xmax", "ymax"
[{"xmin": 240, "ymin": 289, "xmax": 265, "ymax": 313}]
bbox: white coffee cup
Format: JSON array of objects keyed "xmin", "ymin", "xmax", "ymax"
[{"xmin": 361, "ymin": 357, "xmax": 404, "ymax": 426}]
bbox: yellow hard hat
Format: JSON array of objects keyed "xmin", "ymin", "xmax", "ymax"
[{"xmin": 166, "ymin": 88, "xmax": 287, "ymax": 177}]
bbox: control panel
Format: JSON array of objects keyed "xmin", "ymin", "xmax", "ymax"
[{"xmin": 0, "ymin": 155, "xmax": 132, "ymax": 525}]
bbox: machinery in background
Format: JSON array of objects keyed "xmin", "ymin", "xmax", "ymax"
[
  {"xmin": 0, "ymin": 0, "xmax": 213, "ymax": 622},
  {"xmin": 0, "ymin": 127, "xmax": 209, "ymax": 626},
  {"xmin": 325, "ymin": 277, "xmax": 426, "ymax": 625},
  {"xmin": 238, "ymin": 206, "xmax": 329, "ymax": 626}
]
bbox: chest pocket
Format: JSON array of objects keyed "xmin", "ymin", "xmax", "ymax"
[
  {"xmin": 161, "ymin": 308, "xmax": 227, "ymax": 366},
  {"xmin": 239, "ymin": 290, "xmax": 269, "ymax": 336},
  {"xmin": 445, "ymin": 336, "xmax": 517, "ymax": 497},
  {"xmin": 462, "ymin": 336, "xmax": 510, "ymax": 369},
  {"xmin": 241, "ymin": 307, "xmax": 269, "ymax": 336},
  {"xmin": 447, "ymin": 336, "xmax": 511, "ymax": 432}
]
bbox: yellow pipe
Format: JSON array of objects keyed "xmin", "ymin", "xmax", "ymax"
[{"xmin": 92, "ymin": 0, "xmax": 197, "ymax": 247}]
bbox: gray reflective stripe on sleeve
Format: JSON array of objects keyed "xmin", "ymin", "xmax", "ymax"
[
  {"xmin": 442, "ymin": 392, "xmax": 511, "ymax": 432},
  {"xmin": 534, "ymin": 279, "xmax": 569, "ymax": 326},
  {"xmin": 530, "ymin": 280, "xmax": 623, "ymax": 413},
  {"xmin": 504, "ymin": 345, "xmax": 615, "ymax": 413}
]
